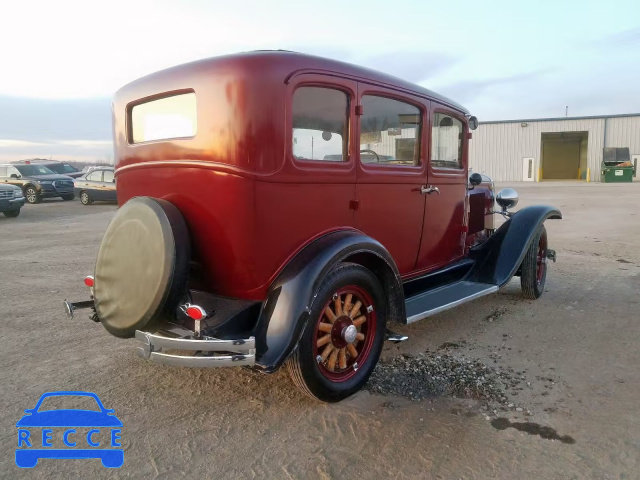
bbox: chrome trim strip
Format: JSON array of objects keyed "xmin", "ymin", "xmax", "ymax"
[
  {"xmin": 406, "ymin": 285, "xmax": 499, "ymax": 324},
  {"xmin": 135, "ymin": 330, "xmax": 254, "ymax": 353},
  {"xmin": 116, "ymin": 159, "xmax": 253, "ymax": 176},
  {"xmin": 135, "ymin": 330, "xmax": 256, "ymax": 368},
  {"xmin": 146, "ymin": 351, "xmax": 255, "ymax": 368}
]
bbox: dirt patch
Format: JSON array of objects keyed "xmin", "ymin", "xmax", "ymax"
[
  {"xmin": 366, "ymin": 351, "xmax": 531, "ymax": 414},
  {"xmin": 485, "ymin": 306, "xmax": 509, "ymax": 323}
]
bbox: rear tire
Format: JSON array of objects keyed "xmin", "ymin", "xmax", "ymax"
[
  {"xmin": 3, "ymin": 209, "xmax": 20, "ymax": 218},
  {"xmin": 61, "ymin": 193, "xmax": 75, "ymax": 201},
  {"xmin": 80, "ymin": 191, "xmax": 92, "ymax": 205},
  {"xmin": 287, "ymin": 263, "xmax": 387, "ymax": 402},
  {"xmin": 521, "ymin": 225, "xmax": 548, "ymax": 299}
]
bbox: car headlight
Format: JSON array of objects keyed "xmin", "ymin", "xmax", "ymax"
[
  {"xmin": 13, "ymin": 189, "xmax": 24, "ymax": 198},
  {"xmin": 37, "ymin": 180, "xmax": 53, "ymax": 185}
]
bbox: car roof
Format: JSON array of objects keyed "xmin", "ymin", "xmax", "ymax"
[
  {"xmin": 122, "ymin": 50, "xmax": 470, "ymax": 114},
  {"xmin": 11, "ymin": 159, "xmax": 61, "ymax": 164}
]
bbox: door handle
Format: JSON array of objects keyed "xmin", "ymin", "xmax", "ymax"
[{"xmin": 420, "ymin": 185, "xmax": 440, "ymax": 195}]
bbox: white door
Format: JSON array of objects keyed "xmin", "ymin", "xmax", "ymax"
[{"xmin": 522, "ymin": 157, "xmax": 535, "ymax": 181}]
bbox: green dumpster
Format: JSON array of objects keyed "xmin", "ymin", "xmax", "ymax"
[{"xmin": 602, "ymin": 147, "xmax": 635, "ymax": 183}]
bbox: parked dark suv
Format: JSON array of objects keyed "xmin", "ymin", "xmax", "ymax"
[
  {"xmin": 13, "ymin": 159, "xmax": 84, "ymax": 179},
  {"xmin": 0, "ymin": 183, "xmax": 25, "ymax": 217},
  {"xmin": 0, "ymin": 164, "xmax": 75, "ymax": 203}
]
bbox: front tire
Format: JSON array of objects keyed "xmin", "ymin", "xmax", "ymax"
[
  {"xmin": 521, "ymin": 225, "xmax": 548, "ymax": 299},
  {"xmin": 61, "ymin": 193, "xmax": 75, "ymax": 201},
  {"xmin": 80, "ymin": 191, "xmax": 93, "ymax": 205},
  {"xmin": 24, "ymin": 186, "xmax": 40, "ymax": 204},
  {"xmin": 287, "ymin": 263, "xmax": 387, "ymax": 402},
  {"xmin": 3, "ymin": 209, "xmax": 20, "ymax": 218}
]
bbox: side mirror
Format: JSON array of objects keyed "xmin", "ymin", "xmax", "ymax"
[
  {"xmin": 469, "ymin": 172, "xmax": 483, "ymax": 187},
  {"xmin": 496, "ymin": 188, "xmax": 519, "ymax": 211},
  {"xmin": 468, "ymin": 116, "xmax": 479, "ymax": 130}
]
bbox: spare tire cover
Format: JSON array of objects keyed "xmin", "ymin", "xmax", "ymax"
[{"xmin": 94, "ymin": 197, "xmax": 190, "ymax": 338}]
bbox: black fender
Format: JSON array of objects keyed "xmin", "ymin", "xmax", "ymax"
[
  {"xmin": 253, "ymin": 230, "xmax": 403, "ymax": 373},
  {"xmin": 467, "ymin": 205, "xmax": 561, "ymax": 287}
]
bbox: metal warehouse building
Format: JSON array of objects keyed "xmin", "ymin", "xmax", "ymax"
[{"xmin": 469, "ymin": 113, "xmax": 640, "ymax": 182}]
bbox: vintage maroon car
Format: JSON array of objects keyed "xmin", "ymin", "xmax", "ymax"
[{"xmin": 65, "ymin": 51, "xmax": 560, "ymax": 402}]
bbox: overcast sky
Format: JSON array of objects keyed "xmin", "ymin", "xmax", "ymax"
[{"xmin": 1, "ymin": 0, "xmax": 639, "ymax": 162}]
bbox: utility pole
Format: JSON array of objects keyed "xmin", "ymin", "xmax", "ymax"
[
  {"xmin": 565, "ymin": 106, "xmax": 568, "ymax": 117},
  {"xmin": 311, "ymin": 136, "xmax": 314, "ymax": 159}
]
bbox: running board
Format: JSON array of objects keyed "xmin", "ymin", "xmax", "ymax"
[
  {"xmin": 385, "ymin": 329, "xmax": 409, "ymax": 343},
  {"xmin": 405, "ymin": 281, "xmax": 499, "ymax": 324}
]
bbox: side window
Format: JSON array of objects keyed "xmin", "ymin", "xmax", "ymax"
[
  {"xmin": 359, "ymin": 96, "xmax": 421, "ymax": 166},
  {"xmin": 7, "ymin": 167, "xmax": 21, "ymax": 178},
  {"xmin": 87, "ymin": 171, "xmax": 102, "ymax": 181},
  {"xmin": 431, "ymin": 113, "xmax": 463, "ymax": 169},
  {"xmin": 103, "ymin": 170, "xmax": 114, "ymax": 183},
  {"xmin": 292, "ymin": 87, "xmax": 349, "ymax": 162}
]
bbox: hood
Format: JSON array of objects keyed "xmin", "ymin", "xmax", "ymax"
[
  {"xmin": 0, "ymin": 184, "xmax": 20, "ymax": 191},
  {"xmin": 16, "ymin": 409, "xmax": 123, "ymax": 427},
  {"xmin": 64, "ymin": 172, "xmax": 85, "ymax": 178}
]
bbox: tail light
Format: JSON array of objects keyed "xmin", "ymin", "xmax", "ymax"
[
  {"xmin": 185, "ymin": 305, "xmax": 206, "ymax": 321},
  {"xmin": 84, "ymin": 276, "xmax": 94, "ymax": 287}
]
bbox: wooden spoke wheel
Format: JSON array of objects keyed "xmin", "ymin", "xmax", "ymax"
[
  {"xmin": 521, "ymin": 225, "xmax": 548, "ymax": 299},
  {"xmin": 313, "ymin": 285, "xmax": 376, "ymax": 382},
  {"xmin": 287, "ymin": 263, "xmax": 386, "ymax": 402}
]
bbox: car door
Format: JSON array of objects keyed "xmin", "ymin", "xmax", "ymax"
[
  {"xmin": 101, "ymin": 170, "xmax": 117, "ymax": 201},
  {"xmin": 5, "ymin": 166, "xmax": 25, "ymax": 189},
  {"xmin": 353, "ymin": 85, "xmax": 427, "ymax": 274},
  {"xmin": 415, "ymin": 105, "xmax": 469, "ymax": 272},
  {"xmin": 85, "ymin": 170, "xmax": 104, "ymax": 199},
  {"xmin": 0, "ymin": 166, "xmax": 8, "ymax": 185}
]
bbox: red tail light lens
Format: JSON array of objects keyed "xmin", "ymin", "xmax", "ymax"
[
  {"xmin": 186, "ymin": 306, "xmax": 205, "ymax": 321},
  {"xmin": 84, "ymin": 276, "xmax": 94, "ymax": 287}
]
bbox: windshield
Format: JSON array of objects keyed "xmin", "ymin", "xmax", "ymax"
[
  {"xmin": 15, "ymin": 164, "xmax": 56, "ymax": 176},
  {"xmin": 48, "ymin": 163, "xmax": 78, "ymax": 174}
]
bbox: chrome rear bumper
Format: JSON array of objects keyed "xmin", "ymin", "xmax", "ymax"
[{"xmin": 135, "ymin": 330, "xmax": 256, "ymax": 368}]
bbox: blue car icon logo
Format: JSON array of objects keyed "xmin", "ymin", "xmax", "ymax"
[{"xmin": 16, "ymin": 391, "xmax": 123, "ymax": 468}]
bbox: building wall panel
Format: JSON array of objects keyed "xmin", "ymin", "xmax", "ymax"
[
  {"xmin": 605, "ymin": 116, "xmax": 640, "ymax": 157},
  {"xmin": 470, "ymin": 115, "xmax": 640, "ymax": 182}
]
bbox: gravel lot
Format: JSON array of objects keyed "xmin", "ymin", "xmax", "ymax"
[{"xmin": 1, "ymin": 182, "xmax": 639, "ymax": 479}]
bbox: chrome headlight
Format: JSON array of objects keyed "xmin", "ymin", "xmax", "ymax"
[
  {"xmin": 496, "ymin": 188, "xmax": 519, "ymax": 211},
  {"xmin": 13, "ymin": 188, "xmax": 24, "ymax": 198}
]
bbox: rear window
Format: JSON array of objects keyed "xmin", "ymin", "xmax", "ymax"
[
  {"xmin": 130, "ymin": 92, "xmax": 197, "ymax": 144},
  {"xmin": 47, "ymin": 163, "xmax": 76, "ymax": 174}
]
